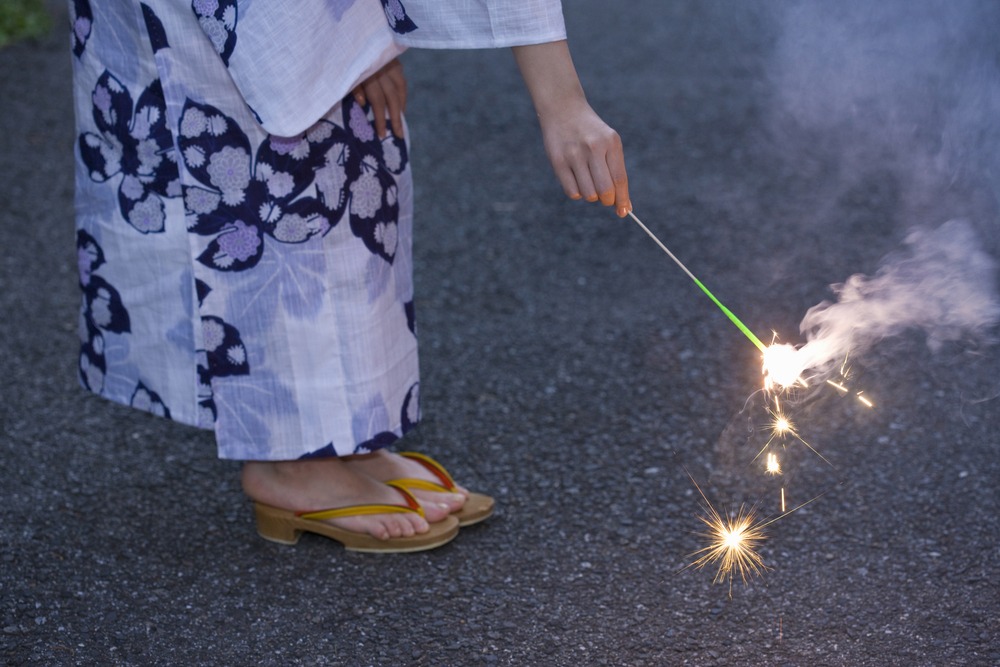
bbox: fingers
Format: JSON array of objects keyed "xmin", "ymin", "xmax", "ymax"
[
  {"xmin": 588, "ymin": 132, "xmax": 630, "ymax": 216},
  {"xmin": 364, "ymin": 82, "xmax": 389, "ymax": 140},
  {"xmin": 384, "ymin": 61, "xmax": 407, "ymax": 138},
  {"xmin": 607, "ymin": 140, "xmax": 631, "ymax": 217},
  {"xmin": 384, "ymin": 75, "xmax": 405, "ymax": 140},
  {"xmin": 556, "ymin": 135, "xmax": 630, "ymax": 217},
  {"xmin": 356, "ymin": 60, "xmax": 407, "ymax": 140},
  {"xmin": 352, "ymin": 85, "xmax": 366, "ymax": 108}
]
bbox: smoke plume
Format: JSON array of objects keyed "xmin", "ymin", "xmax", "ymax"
[
  {"xmin": 762, "ymin": 2, "xmax": 1000, "ymax": 378},
  {"xmin": 793, "ymin": 219, "xmax": 1000, "ymax": 378}
]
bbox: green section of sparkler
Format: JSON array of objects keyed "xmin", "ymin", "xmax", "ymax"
[{"xmin": 627, "ymin": 211, "xmax": 767, "ymax": 353}]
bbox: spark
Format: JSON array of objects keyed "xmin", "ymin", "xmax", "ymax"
[
  {"xmin": 830, "ymin": 376, "xmax": 875, "ymax": 407},
  {"xmin": 685, "ymin": 489, "xmax": 769, "ymax": 597},
  {"xmin": 839, "ymin": 354, "xmax": 851, "ymax": 378},
  {"xmin": 826, "ymin": 379, "xmax": 849, "ymax": 393},
  {"xmin": 682, "ymin": 473, "xmax": 831, "ymax": 596},
  {"xmin": 772, "ymin": 414, "xmax": 792, "ymax": 436},
  {"xmin": 766, "ymin": 452, "xmax": 781, "ymax": 475},
  {"xmin": 770, "ymin": 408, "xmax": 833, "ymax": 467},
  {"xmin": 749, "ymin": 402, "xmax": 833, "ymax": 469},
  {"xmin": 766, "ymin": 397, "xmax": 797, "ymax": 442}
]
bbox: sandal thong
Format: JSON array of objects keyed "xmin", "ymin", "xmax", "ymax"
[
  {"xmin": 253, "ymin": 481, "xmax": 459, "ymax": 553},
  {"xmin": 391, "ymin": 452, "xmax": 495, "ymax": 527}
]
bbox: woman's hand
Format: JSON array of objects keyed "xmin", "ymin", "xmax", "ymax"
[
  {"xmin": 513, "ymin": 41, "xmax": 631, "ymax": 217},
  {"xmin": 352, "ymin": 58, "xmax": 407, "ymax": 139}
]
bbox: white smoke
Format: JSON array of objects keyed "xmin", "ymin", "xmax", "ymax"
[
  {"xmin": 756, "ymin": 2, "xmax": 1000, "ymax": 386},
  {"xmin": 767, "ymin": 0, "xmax": 1000, "ymax": 228},
  {"xmin": 784, "ymin": 219, "xmax": 1000, "ymax": 381}
]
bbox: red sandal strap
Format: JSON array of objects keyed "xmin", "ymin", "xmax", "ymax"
[
  {"xmin": 297, "ymin": 482, "xmax": 424, "ymax": 520},
  {"xmin": 399, "ymin": 452, "xmax": 458, "ymax": 492}
]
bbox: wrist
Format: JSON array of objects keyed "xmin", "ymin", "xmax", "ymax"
[{"xmin": 513, "ymin": 41, "xmax": 588, "ymax": 119}]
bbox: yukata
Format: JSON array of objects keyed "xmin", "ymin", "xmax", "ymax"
[{"xmin": 68, "ymin": 0, "xmax": 565, "ymax": 460}]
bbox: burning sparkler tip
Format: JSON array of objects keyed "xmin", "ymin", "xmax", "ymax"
[{"xmin": 762, "ymin": 343, "xmax": 805, "ymax": 391}]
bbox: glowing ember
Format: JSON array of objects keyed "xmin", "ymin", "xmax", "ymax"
[
  {"xmin": 826, "ymin": 379, "xmax": 849, "ymax": 393},
  {"xmin": 683, "ymin": 475, "xmax": 828, "ymax": 595},
  {"xmin": 762, "ymin": 343, "xmax": 805, "ymax": 391},
  {"xmin": 766, "ymin": 452, "xmax": 781, "ymax": 475},
  {"xmin": 689, "ymin": 501, "xmax": 769, "ymax": 595},
  {"xmin": 681, "ymin": 474, "xmax": 770, "ymax": 596}
]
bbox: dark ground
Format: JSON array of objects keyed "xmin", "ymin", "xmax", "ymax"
[{"xmin": 2, "ymin": 2, "xmax": 999, "ymax": 666}]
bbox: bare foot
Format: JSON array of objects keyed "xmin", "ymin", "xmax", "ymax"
[
  {"xmin": 241, "ymin": 458, "xmax": 452, "ymax": 540},
  {"xmin": 343, "ymin": 450, "xmax": 469, "ymax": 514}
]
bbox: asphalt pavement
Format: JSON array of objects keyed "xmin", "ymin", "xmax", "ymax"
[{"xmin": 2, "ymin": 1, "xmax": 999, "ymax": 665}]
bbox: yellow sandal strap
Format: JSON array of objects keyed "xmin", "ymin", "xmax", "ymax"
[
  {"xmin": 388, "ymin": 477, "xmax": 451, "ymax": 494},
  {"xmin": 297, "ymin": 482, "xmax": 424, "ymax": 520}
]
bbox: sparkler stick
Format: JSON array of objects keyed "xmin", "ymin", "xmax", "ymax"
[{"xmin": 628, "ymin": 211, "xmax": 767, "ymax": 353}]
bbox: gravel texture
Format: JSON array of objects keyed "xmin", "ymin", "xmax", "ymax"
[{"xmin": 2, "ymin": 2, "xmax": 998, "ymax": 665}]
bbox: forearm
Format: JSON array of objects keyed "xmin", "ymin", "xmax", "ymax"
[{"xmin": 512, "ymin": 40, "xmax": 588, "ymax": 119}]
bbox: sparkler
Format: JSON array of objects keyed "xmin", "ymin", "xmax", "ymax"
[
  {"xmin": 626, "ymin": 211, "xmax": 816, "ymax": 392},
  {"xmin": 626, "ymin": 211, "xmax": 867, "ymax": 591}
]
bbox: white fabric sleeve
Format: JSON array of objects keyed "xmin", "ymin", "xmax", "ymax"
[
  {"xmin": 212, "ymin": 1, "xmax": 404, "ymax": 137},
  {"xmin": 393, "ymin": 0, "xmax": 567, "ymax": 49}
]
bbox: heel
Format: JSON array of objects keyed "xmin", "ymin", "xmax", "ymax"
[{"xmin": 253, "ymin": 503, "xmax": 302, "ymax": 545}]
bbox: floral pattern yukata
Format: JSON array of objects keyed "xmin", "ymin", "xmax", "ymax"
[{"xmin": 68, "ymin": 0, "xmax": 566, "ymax": 460}]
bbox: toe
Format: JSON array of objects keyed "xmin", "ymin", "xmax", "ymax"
[
  {"xmin": 409, "ymin": 514, "xmax": 429, "ymax": 534},
  {"xmin": 418, "ymin": 499, "xmax": 455, "ymax": 524}
]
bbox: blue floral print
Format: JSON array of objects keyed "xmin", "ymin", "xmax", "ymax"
[
  {"xmin": 192, "ymin": 0, "xmax": 237, "ymax": 65},
  {"xmin": 405, "ymin": 299, "xmax": 416, "ymax": 335},
  {"xmin": 380, "ymin": 0, "xmax": 417, "ymax": 34},
  {"xmin": 200, "ymin": 315, "xmax": 249, "ymax": 379},
  {"xmin": 77, "ymin": 230, "xmax": 131, "ymax": 393},
  {"xmin": 196, "ymin": 313, "xmax": 250, "ymax": 425},
  {"xmin": 324, "ymin": 96, "xmax": 410, "ymax": 263},
  {"xmin": 132, "ymin": 382, "xmax": 171, "ymax": 418},
  {"xmin": 179, "ymin": 100, "xmax": 342, "ymax": 271},
  {"xmin": 300, "ymin": 381, "xmax": 420, "ymax": 458},
  {"xmin": 141, "ymin": 3, "xmax": 171, "ymax": 54},
  {"xmin": 78, "ymin": 71, "xmax": 180, "ymax": 234},
  {"xmin": 179, "ymin": 95, "xmax": 409, "ymax": 271},
  {"xmin": 71, "ymin": 0, "xmax": 93, "ymax": 58},
  {"xmin": 400, "ymin": 382, "xmax": 419, "ymax": 431}
]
